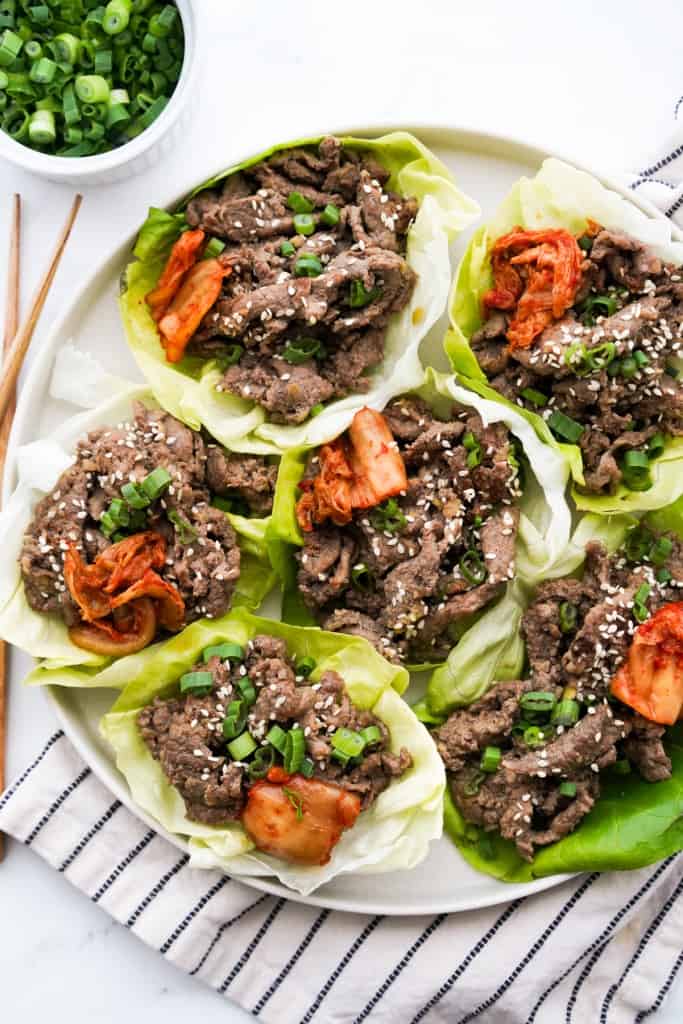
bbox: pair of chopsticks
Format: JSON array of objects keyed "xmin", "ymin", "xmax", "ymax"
[{"xmin": 0, "ymin": 192, "xmax": 83, "ymax": 861}]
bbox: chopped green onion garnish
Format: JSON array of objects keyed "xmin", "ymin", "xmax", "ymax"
[
  {"xmin": 360, "ymin": 725, "xmax": 382, "ymax": 748},
  {"xmin": 463, "ymin": 770, "xmax": 485, "ymax": 796},
  {"xmin": 121, "ymin": 481, "xmax": 150, "ymax": 509},
  {"xmin": 29, "ymin": 57, "xmax": 56, "ymax": 84},
  {"xmin": 284, "ymin": 727, "xmax": 305, "ymax": 773},
  {"xmin": 293, "ymin": 213, "xmax": 315, "ymax": 236},
  {"xmin": 52, "ymin": 33, "xmax": 80, "ymax": 64},
  {"xmin": 247, "ymin": 745, "xmax": 275, "ymax": 780},
  {"xmin": 102, "ymin": 0, "xmax": 131, "ymax": 35},
  {"xmin": 296, "ymin": 656, "xmax": 316, "ymax": 678},
  {"xmin": 266, "ymin": 725, "xmax": 288, "ymax": 754},
  {"xmin": 75, "ymin": 73, "xmax": 110, "ymax": 104},
  {"xmin": 331, "ymin": 727, "xmax": 365, "ymax": 761},
  {"xmin": 619, "ymin": 356, "xmax": 638, "ymax": 380},
  {"xmin": 203, "ymin": 237, "xmax": 226, "ymax": 259},
  {"xmin": 351, "ymin": 562, "xmax": 374, "ymax": 590},
  {"xmin": 179, "ymin": 670, "xmax": 213, "ymax": 696},
  {"xmin": 523, "ymin": 725, "xmax": 547, "ymax": 748},
  {"xmin": 547, "ymin": 410, "xmax": 584, "ymax": 443},
  {"xmin": 217, "ymin": 343, "xmax": 244, "ymax": 369},
  {"xmin": 141, "ymin": 466, "xmax": 171, "ymax": 501},
  {"xmin": 282, "ymin": 337, "xmax": 322, "ymax": 364},
  {"xmin": 648, "ymin": 433, "xmax": 665, "ymax": 460},
  {"xmin": 0, "ymin": 29, "xmax": 23, "ymax": 68},
  {"xmin": 320, "ymin": 203, "xmax": 340, "ymax": 227},
  {"xmin": 168, "ymin": 509, "xmax": 198, "ymax": 544},
  {"xmin": 309, "ymin": 403, "xmax": 325, "ymax": 418},
  {"xmin": 650, "ymin": 536, "xmax": 673, "ymax": 566},
  {"xmin": 227, "ymin": 731, "xmax": 257, "ymax": 761},
  {"xmin": 579, "ymin": 293, "xmax": 618, "ymax": 325},
  {"xmin": 202, "ymin": 642, "xmax": 244, "ymax": 663},
  {"xmin": 28, "ymin": 107, "xmax": 55, "ymax": 143},
  {"xmin": 480, "ymin": 745, "xmax": 501, "ymax": 773},
  {"xmin": 300, "ymin": 757, "xmax": 315, "ymax": 778},
  {"xmin": 282, "ymin": 786, "xmax": 304, "ymax": 819},
  {"xmin": 459, "ymin": 549, "xmax": 487, "ymax": 585},
  {"xmin": 222, "ymin": 699, "xmax": 246, "ymax": 740},
  {"xmin": 237, "ymin": 677, "xmax": 256, "ymax": 706},
  {"xmin": 349, "ymin": 279, "xmax": 381, "ymax": 308},
  {"xmin": 559, "ymin": 601, "xmax": 578, "ymax": 634},
  {"xmin": 656, "ymin": 567, "xmax": 673, "ymax": 584},
  {"xmin": 551, "ymin": 699, "xmax": 580, "ymax": 727},
  {"xmin": 520, "ymin": 691, "xmax": 557, "ymax": 715},
  {"xmin": 559, "ymin": 781, "xmax": 577, "ymax": 797},
  {"xmin": 294, "ymin": 253, "xmax": 323, "ymax": 277},
  {"xmin": 520, "ymin": 387, "xmax": 548, "ymax": 407},
  {"xmin": 287, "ymin": 191, "xmax": 314, "ymax": 214},
  {"xmin": 633, "ymin": 350, "xmax": 649, "ymax": 367},
  {"xmin": 369, "ymin": 497, "xmax": 406, "ymax": 534},
  {"xmin": 280, "ymin": 240, "xmax": 295, "ymax": 257}
]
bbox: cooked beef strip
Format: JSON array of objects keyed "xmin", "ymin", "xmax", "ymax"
[
  {"xmin": 184, "ymin": 136, "xmax": 418, "ymax": 423},
  {"xmin": 137, "ymin": 634, "xmax": 412, "ymax": 825},
  {"xmin": 472, "ymin": 228, "xmax": 683, "ymax": 494},
  {"xmin": 437, "ymin": 534, "xmax": 678, "ymax": 861},
  {"xmin": 298, "ymin": 397, "xmax": 521, "ymax": 664},
  {"xmin": 19, "ymin": 402, "xmax": 276, "ymax": 630},
  {"xmin": 205, "ymin": 445, "xmax": 277, "ymax": 515}
]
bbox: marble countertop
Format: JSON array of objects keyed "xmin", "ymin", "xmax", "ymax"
[{"xmin": 2, "ymin": 0, "xmax": 683, "ymax": 1018}]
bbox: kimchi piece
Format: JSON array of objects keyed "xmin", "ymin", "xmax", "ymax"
[
  {"xmin": 482, "ymin": 228, "xmax": 584, "ymax": 350},
  {"xmin": 64, "ymin": 532, "xmax": 185, "ymax": 654},
  {"xmin": 611, "ymin": 602, "xmax": 683, "ymax": 725},
  {"xmin": 158, "ymin": 257, "xmax": 231, "ymax": 363},
  {"xmin": 145, "ymin": 228, "xmax": 207, "ymax": 323},
  {"xmin": 296, "ymin": 407, "xmax": 407, "ymax": 531},
  {"xmin": 241, "ymin": 767, "xmax": 361, "ymax": 865}
]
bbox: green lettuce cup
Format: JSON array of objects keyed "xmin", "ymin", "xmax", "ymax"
[
  {"xmin": 0, "ymin": 377, "xmax": 276, "ymax": 684},
  {"xmin": 267, "ymin": 368, "xmax": 573, "ymax": 678},
  {"xmin": 445, "ymin": 157, "xmax": 683, "ymax": 517},
  {"xmin": 100, "ymin": 607, "xmax": 445, "ymax": 895},
  {"xmin": 120, "ymin": 131, "xmax": 479, "ymax": 454}
]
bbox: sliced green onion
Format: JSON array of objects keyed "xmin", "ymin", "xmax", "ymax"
[
  {"xmin": 309, "ymin": 403, "xmax": 324, "ymax": 418},
  {"xmin": 140, "ymin": 466, "xmax": 171, "ymax": 500},
  {"xmin": 29, "ymin": 57, "xmax": 56, "ymax": 83},
  {"xmin": 99, "ymin": 509, "xmax": 117, "ymax": 537},
  {"xmin": 621, "ymin": 450, "xmax": 653, "ymax": 492},
  {"xmin": 102, "ymin": 0, "xmax": 131, "ymax": 35},
  {"xmin": 237, "ymin": 677, "xmax": 256, "ymax": 706},
  {"xmin": 28, "ymin": 106, "xmax": 54, "ymax": 143},
  {"xmin": 300, "ymin": 756, "xmax": 314, "ymax": 778},
  {"xmin": 320, "ymin": 203, "xmax": 340, "ymax": 227},
  {"xmin": 349, "ymin": 278, "xmax": 381, "ymax": 308},
  {"xmin": 520, "ymin": 386, "xmax": 548, "ymax": 407},
  {"xmin": 107, "ymin": 497, "xmax": 130, "ymax": 527},
  {"xmin": 179, "ymin": 670, "xmax": 213, "ymax": 696},
  {"xmin": 284, "ymin": 727, "xmax": 305, "ymax": 773},
  {"xmin": 294, "ymin": 253, "xmax": 323, "ymax": 277},
  {"xmin": 265, "ymin": 725, "xmax": 288, "ymax": 754},
  {"xmin": 296, "ymin": 656, "xmax": 316, "ymax": 678},
  {"xmin": 360, "ymin": 725, "xmax": 382, "ymax": 748},
  {"xmin": 105, "ymin": 101, "xmax": 130, "ymax": 130},
  {"xmin": 248, "ymin": 745, "xmax": 275, "ymax": 780},
  {"xmin": 149, "ymin": 4, "xmax": 176, "ymax": 37},
  {"xmin": 24, "ymin": 40, "xmax": 42, "ymax": 60},
  {"xmin": 133, "ymin": 92, "xmax": 167, "ymax": 130},
  {"xmin": 280, "ymin": 240, "xmax": 295, "ymax": 257},
  {"xmin": 559, "ymin": 601, "xmax": 578, "ymax": 634},
  {"xmin": 351, "ymin": 562, "xmax": 374, "ymax": 590},
  {"xmin": 286, "ymin": 190, "xmax": 314, "ymax": 214},
  {"xmin": 227, "ymin": 731, "xmax": 257, "ymax": 761},
  {"xmin": 109, "ymin": 87, "xmax": 130, "ymax": 105},
  {"xmin": 656, "ymin": 567, "xmax": 673, "ymax": 584},
  {"xmin": 579, "ymin": 293, "xmax": 618, "ymax": 325},
  {"xmin": 547, "ymin": 410, "xmax": 584, "ymax": 443},
  {"xmin": 520, "ymin": 691, "xmax": 557, "ymax": 715},
  {"xmin": 217, "ymin": 343, "xmax": 244, "ymax": 368},
  {"xmin": 282, "ymin": 337, "xmax": 321, "ymax": 364},
  {"xmin": 75, "ymin": 73, "xmax": 109, "ymax": 103},
  {"xmin": 633, "ymin": 350, "xmax": 649, "ymax": 368},
  {"xmin": 94, "ymin": 48, "xmax": 112, "ymax": 75},
  {"xmin": 623, "ymin": 451, "xmax": 650, "ymax": 471},
  {"xmin": 29, "ymin": 4, "xmax": 51, "ymax": 24},
  {"xmin": 331, "ymin": 727, "xmax": 365, "ymax": 761},
  {"xmin": 282, "ymin": 786, "xmax": 304, "ymax": 819},
  {"xmin": 551, "ymin": 699, "xmax": 580, "ymax": 727},
  {"xmin": 202, "ymin": 642, "xmax": 244, "ymax": 663},
  {"xmin": 0, "ymin": 29, "xmax": 23, "ymax": 67},
  {"xmin": 222, "ymin": 699, "xmax": 247, "ymax": 740},
  {"xmin": 369, "ymin": 497, "xmax": 406, "ymax": 534},
  {"xmin": 293, "ymin": 213, "xmax": 315, "ymax": 236},
  {"xmin": 203, "ymin": 236, "xmax": 225, "ymax": 259},
  {"xmin": 619, "ymin": 356, "xmax": 638, "ymax": 380},
  {"xmin": 459, "ymin": 549, "xmax": 487, "ymax": 585},
  {"xmin": 62, "ymin": 81, "xmax": 79, "ymax": 123},
  {"xmin": 650, "ymin": 536, "xmax": 673, "ymax": 566},
  {"xmin": 523, "ymin": 725, "xmax": 547, "ymax": 748},
  {"xmin": 52, "ymin": 32, "xmax": 80, "ymax": 64},
  {"xmin": 480, "ymin": 745, "xmax": 501, "ymax": 773},
  {"xmin": 168, "ymin": 509, "xmax": 198, "ymax": 544},
  {"xmin": 624, "ymin": 525, "xmax": 653, "ymax": 563},
  {"xmin": 648, "ymin": 433, "xmax": 665, "ymax": 460},
  {"xmin": 559, "ymin": 781, "xmax": 577, "ymax": 798},
  {"xmin": 463, "ymin": 770, "xmax": 485, "ymax": 797}
]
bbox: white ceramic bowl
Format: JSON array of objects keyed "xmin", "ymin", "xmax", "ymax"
[{"xmin": 0, "ymin": 0, "xmax": 198, "ymax": 186}]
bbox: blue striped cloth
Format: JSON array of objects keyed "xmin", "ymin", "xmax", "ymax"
[{"xmin": 4, "ymin": 136, "xmax": 683, "ymax": 1023}]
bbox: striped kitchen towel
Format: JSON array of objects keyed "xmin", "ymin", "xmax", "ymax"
[
  {"xmin": 1, "ymin": 729, "xmax": 682, "ymax": 1023},
  {"xmin": 5, "ymin": 119, "xmax": 683, "ymax": 1024}
]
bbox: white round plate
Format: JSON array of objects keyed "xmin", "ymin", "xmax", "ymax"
[{"xmin": 6, "ymin": 125, "xmax": 676, "ymax": 915}]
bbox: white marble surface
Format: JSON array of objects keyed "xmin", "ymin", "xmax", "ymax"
[{"xmin": 2, "ymin": 0, "xmax": 683, "ymax": 1018}]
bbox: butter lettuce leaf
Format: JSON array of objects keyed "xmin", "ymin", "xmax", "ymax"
[
  {"xmin": 445, "ymin": 157, "xmax": 683, "ymax": 515},
  {"xmin": 100, "ymin": 607, "xmax": 445, "ymax": 895},
  {"xmin": 120, "ymin": 132, "xmax": 479, "ymax": 455},
  {"xmin": 0, "ymin": 358, "xmax": 275, "ymax": 680}
]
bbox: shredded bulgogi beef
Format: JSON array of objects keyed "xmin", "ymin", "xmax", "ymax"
[
  {"xmin": 433, "ymin": 526, "xmax": 680, "ymax": 861},
  {"xmin": 137, "ymin": 633, "xmax": 412, "ymax": 825},
  {"xmin": 184, "ymin": 136, "xmax": 418, "ymax": 424},
  {"xmin": 296, "ymin": 396, "xmax": 521, "ymax": 664},
  {"xmin": 20, "ymin": 402, "xmax": 276, "ymax": 630},
  {"xmin": 471, "ymin": 228, "xmax": 683, "ymax": 494}
]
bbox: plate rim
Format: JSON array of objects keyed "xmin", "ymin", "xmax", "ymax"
[{"xmin": 7, "ymin": 121, "xmax": 681, "ymax": 915}]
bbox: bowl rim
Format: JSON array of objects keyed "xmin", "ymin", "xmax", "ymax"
[{"xmin": 0, "ymin": 0, "xmax": 196, "ymax": 176}]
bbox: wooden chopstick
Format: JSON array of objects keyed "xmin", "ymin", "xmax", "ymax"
[
  {"xmin": 0, "ymin": 193, "xmax": 82, "ymax": 427},
  {"xmin": 0, "ymin": 194, "xmax": 21, "ymax": 862}
]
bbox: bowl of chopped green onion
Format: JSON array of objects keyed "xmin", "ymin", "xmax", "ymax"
[{"xmin": 0, "ymin": 0, "xmax": 196, "ymax": 184}]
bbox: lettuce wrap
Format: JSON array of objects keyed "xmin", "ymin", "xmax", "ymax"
[
  {"xmin": 438, "ymin": 509, "xmax": 683, "ymax": 879},
  {"xmin": 267, "ymin": 368, "xmax": 572, "ymax": 677},
  {"xmin": 444, "ymin": 157, "xmax": 683, "ymax": 516},
  {"xmin": 120, "ymin": 131, "xmax": 479, "ymax": 455},
  {"xmin": 100, "ymin": 607, "xmax": 445, "ymax": 895},
  {"xmin": 1, "ymin": 349, "xmax": 276, "ymax": 682}
]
